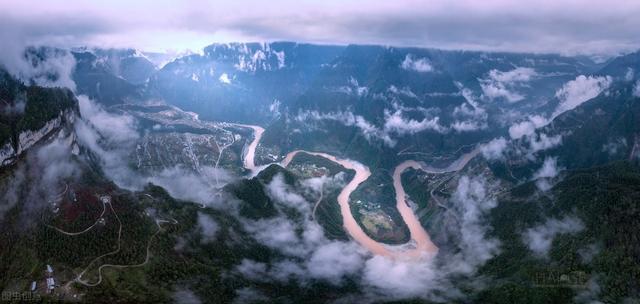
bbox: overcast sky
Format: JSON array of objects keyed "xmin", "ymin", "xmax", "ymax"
[{"xmin": 1, "ymin": 0, "xmax": 640, "ymax": 55}]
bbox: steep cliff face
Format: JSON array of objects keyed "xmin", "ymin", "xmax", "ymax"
[{"xmin": 0, "ymin": 70, "xmax": 79, "ymax": 167}]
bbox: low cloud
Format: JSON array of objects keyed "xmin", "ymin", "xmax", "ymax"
[
  {"xmin": 295, "ymin": 108, "xmax": 455, "ymax": 147},
  {"xmin": 1, "ymin": 95, "xmax": 26, "ymax": 115},
  {"xmin": 234, "ymin": 169, "xmax": 502, "ymax": 302},
  {"xmin": 238, "ymin": 173, "xmax": 368, "ymax": 284},
  {"xmin": 552, "ymin": 75, "xmax": 612, "ymax": 119},
  {"xmin": 400, "ymin": 54, "xmax": 433, "ymax": 72},
  {"xmin": 0, "ymin": 134, "xmax": 79, "ymax": 223},
  {"xmin": 480, "ymin": 137, "xmax": 508, "ymax": 161},
  {"xmin": 383, "ymin": 109, "xmax": 447, "ymax": 135},
  {"xmin": 601, "ymin": 137, "xmax": 627, "ymax": 156},
  {"xmin": 449, "ymin": 176, "xmax": 500, "ymax": 272},
  {"xmin": 528, "ymin": 133, "xmax": 562, "ymax": 154},
  {"xmin": 508, "ymin": 115, "xmax": 548, "ymax": 139},
  {"xmin": 574, "ymin": 276, "xmax": 602, "ymax": 304},
  {"xmin": 634, "ymin": 80, "xmax": 640, "ymax": 97},
  {"xmin": 489, "ymin": 67, "xmax": 537, "ymax": 83},
  {"xmin": 75, "ymin": 96, "xmax": 235, "ymax": 207},
  {"xmin": 451, "ymin": 85, "xmax": 488, "ymax": 132},
  {"xmin": 172, "ymin": 288, "xmax": 202, "ymax": 304},
  {"xmin": 362, "ymin": 255, "xmax": 441, "ymax": 299},
  {"xmin": 0, "ymin": 45, "xmax": 76, "ymax": 91},
  {"xmin": 197, "ymin": 212, "xmax": 220, "ymax": 243},
  {"xmin": 479, "ymin": 67, "xmax": 536, "ymax": 103},
  {"xmin": 148, "ymin": 166, "xmax": 232, "ymax": 206},
  {"xmin": 522, "ymin": 215, "xmax": 584, "ymax": 258},
  {"xmin": 532, "ymin": 157, "xmax": 562, "ymax": 191},
  {"xmin": 295, "ymin": 110, "xmax": 395, "ymax": 147},
  {"xmin": 233, "ymin": 287, "xmax": 269, "ymax": 304}
]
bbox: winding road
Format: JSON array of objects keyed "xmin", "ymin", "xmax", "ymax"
[{"xmin": 238, "ymin": 125, "xmax": 479, "ymax": 259}]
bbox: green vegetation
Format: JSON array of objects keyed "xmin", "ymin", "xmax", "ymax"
[
  {"xmin": 0, "ymin": 69, "xmax": 78, "ymax": 151},
  {"xmin": 476, "ymin": 161, "xmax": 640, "ymax": 303}
]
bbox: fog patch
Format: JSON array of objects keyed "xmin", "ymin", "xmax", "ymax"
[
  {"xmin": 578, "ymin": 243, "xmax": 602, "ymax": 264},
  {"xmin": 0, "ymin": 44, "xmax": 76, "ymax": 91},
  {"xmin": 172, "ymin": 288, "xmax": 202, "ymax": 304},
  {"xmin": 233, "ymin": 287, "xmax": 269, "ymax": 304},
  {"xmin": 235, "ymin": 170, "xmax": 502, "ymax": 302},
  {"xmin": 1, "ymin": 95, "xmax": 26, "ymax": 115},
  {"xmin": 197, "ymin": 212, "xmax": 219, "ymax": 243},
  {"xmin": 528, "ymin": 133, "xmax": 562, "ymax": 154},
  {"xmin": 448, "ymin": 176, "xmax": 500, "ymax": 273},
  {"xmin": 147, "ymin": 166, "xmax": 232, "ymax": 207},
  {"xmin": 295, "ymin": 110, "xmax": 395, "ymax": 147},
  {"xmin": 602, "ymin": 137, "xmax": 627, "ymax": 156},
  {"xmin": 0, "ymin": 135, "xmax": 79, "ymax": 223},
  {"xmin": 532, "ymin": 157, "xmax": 562, "ymax": 191},
  {"xmin": 237, "ymin": 173, "xmax": 368, "ymax": 285},
  {"xmin": 522, "ymin": 215, "xmax": 584, "ymax": 258},
  {"xmin": 361, "ymin": 175, "xmax": 500, "ymax": 301},
  {"xmin": 480, "ymin": 137, "xmax": 508, "ymax": 161},
  {"xmin": 75, "ymin": 96, "xmax": 235, "ymax": 207}
]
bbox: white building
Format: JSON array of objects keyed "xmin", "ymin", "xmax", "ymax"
[{"xmin": 46, "ymin": 277, "xmax": 55, "ymax": 292}]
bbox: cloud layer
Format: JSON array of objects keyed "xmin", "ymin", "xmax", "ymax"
[{"xmin": 2, "ymin": 0, "xmax": 640, "ymax": 54}]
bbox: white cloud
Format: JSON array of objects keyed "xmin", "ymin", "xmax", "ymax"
[
  {"xmin": 306, "ymin": 241, "xmax": 366, "ymax": 283},
  {"xmin": 450, "ymin": 176, "xmax": 500, "ymax": 272},
  {"xmin": 400, "ymin": 54, "xmax": 433, "ymax": 72},
  {"xmin": 552, "ymin": 75, "xmax": 612, "ymax": 119},
  {"xmin": 479, "ymin": 67, "xmax": 536, "ymax": 103},
  {"xmin": 528, "ymin": 133, "xmax": 562, "ymax": 153},
  {"xmin": 450, "ymin": 120, "xmax": 487, "ymax": 132},
  {"xmin": 488, "ymin": 67, "xmax": 537, "ymax": 83},
  {"xmin": 0, "ymin": 46, "xmax": 77, "ymax": 91},
  {"xmin": 1, "ymin": 134, "xmax": 80, "ymax": 221},
  {"xmin": 237, "ymin": 173, "xmax": 368, "ymax": 285},
  {"xmin": 508, "ymin": 115, "xmax": 548, "ymax": 139},
  {"xmin": 362, "ymin": 255, "xmax": 439, "ymax": 299},
  {"xmin": 77, "ymin": 95, "xmax": 139, "ymax": 143},
  {"xmin": 234, "ymin": 169, "xmax": 505, "ymax": 302},
  {"xmin": 2, "ymin": 0, "xmax": 640, "ymax": 56},
  {"xmin": 634, "ymin": 80, "xmax": 640, "ymax": 97},
  {"xmin": 533, "ymin": 157, "xmax": 560, "ymax": 179},
  {"xmin": 523, "ymin": 215, "xmax": 584, "ymax": 258},
  {"xmin": 75, "ymin": 96, "xmax": 234, "ymax": 207},
  {"xmin": 172, "ymin": 288, "xmax": 202, "ymax": 304},
  {"xmin": 509, "ymin": 120, "xmax": 536, "ymax": 139},
  {"xmin": 218, "ymin": 73, "xmax": 231, "ymax": 84},
  {"xmin": 602, "ymin": 137, "xmax": 627, "ymax": 156},
  {"xmin": 451, "ymin": 84, "xmax": 488, "ymax": 132},
  {"xmin": 295, "ymin": 110, "xmax": 395, "ymax": 146},
  {"xmin": 383, "ymin": 109, "xmax": 447, "ymax": 135},
  {"xmin": 197, "ymin": 212, "xmax": 219, "ymax": 243},
  {"xmin": 480, "ymin": 81, "xmax": 524, "ymax": 103},
  {"xmin": 233, "ymin": 287, "xmax": 268, "ymax": 304},
  {"xmin": 480, "ymin": 137, "xmax": 508, "ymax": 161},
  {"xmin": 574, "ymin": 276, "xmax": 602, "ymax": 304},
  {"xmin": 625, "ymin": 68, "xmax": 635, "ymax": 81},
  {"xmin": 532, "ymin": 157, "xmax": 562, "ymax": 191}
]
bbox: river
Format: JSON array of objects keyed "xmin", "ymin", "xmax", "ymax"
[{"xmin": 239, "ymin": 125, "xmax": 477, "ymax": 259}]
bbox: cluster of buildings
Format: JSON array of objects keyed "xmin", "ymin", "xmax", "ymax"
[{"xmin": 29, "ymin": 264, "xmax": 56, "ymax": 295}]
